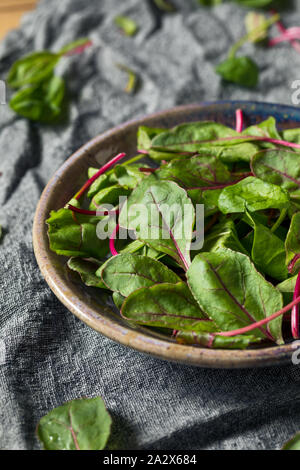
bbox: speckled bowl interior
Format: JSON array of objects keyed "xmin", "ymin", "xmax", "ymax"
[{"xmin": 33, "ymin": 101, "xmax": 300, "ymax": 368}]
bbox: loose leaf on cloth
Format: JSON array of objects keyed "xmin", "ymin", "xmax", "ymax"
[
  {"xmin": 7, "ymin": 52, "xmax": 60, "ymax": 88},
  {"xmin": 285, "ymin": 212, "xmax": 300, "ymax": 274},
  {"xmin": 155, "ymin": 154, "xmax": 232, "ymax": 189},
  {"xmin": 282, "ymin": 432, "xmax": 300, "ymax": 450},
  {"xmin": 10, "ymin": 75, "xmax": 65, "ymax": 123},
  {"xmin": 119, "ymin": 179, "xmax": 194, "ymax": 270},
  {"xmin": 37, "ymin": 397, "xmax": 112, "ymax": 450},
  {"xmin": 47, "ymin": 208, "xmax": 108, "ymax": 260},
  {"xmin": 100, "ymin": 253, "xmax": 180, "ymax": 297},
  {"xmin": 114, "ymin": 16, "xmax": 138, "ymax": 36},
  {"xmin": 251, "ymin": 149, "xmax": 300, "ymax": 192},
  {"xmin": 215, "ymin": 56, "xmax": 259, "ymax": 88},
  {"xmin": 121, "ymin": 282, "xmax": 215, "ymax": 331},
  {"xmin": 187, "ymin": 249, "xmax": 284, "ymax": 344},
  {"xmin": 218, "ymin": 177, "xmax": 290, "ymax": 214},
  {"xmin": 67, "ymin": 257, "xmax": 106, "ymax": 289}
]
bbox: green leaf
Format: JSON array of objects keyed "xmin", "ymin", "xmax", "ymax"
[
  {"xmin": 152, "ymin": 121, "xmax": 240, "ymax": 152},
  {"xmin": 234, "ymin": 0, "xmax": 274, "ymax": 7},
  {"xmin": 218, "ymin": 177, "xmax": 290, "ymax": 214},
  {"xmin": 282, "ymin": 128, "xmax": 300, "ymax": 146},
  {"xmin": 198, "ymin": 0, "xmax": 222, "ymax": 5},
  {"xmin": 137, "ymin": 126, "xmax": 166, "ymax": 151},
  {"xmin": 113, "ymin": 164, "xmax": 147, "ymax": 189},
  {"xmin": 10, "ymin": 75, "xmax": 65, "ymax": 123},
  {"xmin": 243, "ymin": 117, "xmax": 281, "ymax": 147},
  {"xmin": 285, "ymin": 212, "xmax": 300, "ymax": 274},
  {"xmin": 156, "ymin": 154, "xmax": 232, "ymax": 189},
  {"xmin": 245, "ymin": 12, "xmax": 268, "ymax": 43},
  {"xmin": 121, "ymin": 282, "xmax": 214, "ymax": 331},
  {"xmin": 153, "ymin": 0, "xmax": 176, "ymax": 12},
  {"xmin": 89, "ymin": 185, "xmax": 131, "ymax": 211},
  {"xmin": 119, "ymin": 179, "xmax": 194, "ymax": 270},
  {"xmin": 216, "ymin": 56, "xmax": 259, "ymax": 88},
  {"xmin": 59, "ymin": 38, "xmax": 91, "ymax": 55},
  {"xmin": 251, "ymin": 149, "xmax": 300, "ymax": 192},
  {"xmin": 100, "ymin": 253, "xmax": 181, "ymax": 297},
  {"xmin": 187, "ymin": 249, "xmax": 284, "ymax": 344},
  {"xmin": 116, "ymin": 64, "xmax": 138, "ymax": 93},
  {"xmin": 176, "ymin": 330, "xmax": 259, "ymax": 349},
  {"xmin": 37, "ymin": 397, "xmax": 112, "ymax": 450},
  {"xmin": 201, "ymin": 218, "xmax": 249, "ymax": 255},
  {"xmin": 282, "ymin": 432, "xmax": 300, "ymax": 450},
  {"xmin": 67, "ymin": 257, "xmax": 106, "ymax": 289},
  {"xmin": 114, "ymin": 16, "xmax": 138, "ymax": 36},
  {"xmin": 7, "ymin": 52, "xmax": 59, "ymax": 88},
  {"xmin": 277, "ymin": 275, "xmax": 297, "ymax": 305},
  {"xmin": 47, "ymin": 208, "xmax": 108, "ymax": 260},
  {"xmin": 112, "ymin": 291, "xmax": 126, "ymax": 310},
  {"xmin": 86, "ymin": 169, "xmax": 117, "ymax": 199},
  {"xmin": 244, "ymin": 212, "xmax": 288, "ymax": 281}
]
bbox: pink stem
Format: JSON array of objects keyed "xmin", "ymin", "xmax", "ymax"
[
  {"xmin": 269, "ymin": 31, "xmax": 300, "ymax": 47},
  {"xmin": 137, "ymin": 149, "xmax": 149, "ymax": 155},
  {"xmin": 270, "ymin": 11, "xmax": 300, "ymax": 53},
  {"xmin": 64, "ymin": 40, "xmax": 93, "ymax": 56},
  {"xmin": 292, "ymin": 272, "xmax": 300, "ymax": 339},
  {"xmin": 206, "ymin": 135, "xmax": 300, "ymax": 149},
  {"xmin": 216, "ymin": 295, "xmax": 300, "ymax": 338},
  {"xmin": 67, "ymin": 204, "xmax": 118, "ymax": 216},
  {"xmin": 235, "ymin": 109, "xmax": 243, "ymax": 133},
  {"xmin": 288, "ymin": 254, "xmax": 300, "ymax": 274},
  {"xmin": 109, "ymin": 224, "xmax": 119, "ymax": 257},
  {"xmin": 75, "ymin": 153, "xmax": 126, "ymax": 200}
]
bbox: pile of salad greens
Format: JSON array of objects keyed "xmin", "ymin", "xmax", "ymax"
[{"xmin": 47, "ymin": 109, "xmax": 300, "ymax": 350}]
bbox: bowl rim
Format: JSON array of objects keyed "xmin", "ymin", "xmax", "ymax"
[{"xmin": 33, "ymin": 100, "xmax": 298, "ymax": 369}]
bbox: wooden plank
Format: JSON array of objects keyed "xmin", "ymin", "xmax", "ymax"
[{"xmin": 0, "ymin": 0, "xmax": 38, "ymax": 39}]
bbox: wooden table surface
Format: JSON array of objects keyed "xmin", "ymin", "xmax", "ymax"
[{"xmin": 0, "ymin": 0, "xmax": 38, "ymax": 39}]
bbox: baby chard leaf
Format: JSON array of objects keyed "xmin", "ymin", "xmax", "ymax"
[
  {"xmin": 7, "ymin": 52, "xmax": 59, "ymax": 88},
  {"xmin": 47, "ymin": 208, "xmax": 108, "ymax": 260},
  {"xmin": 218, "ymin": 177, "xmax": 290, "ymax": 214},
  {"xmin": 201, "ymin": 218, "xmax": 249, "ymax": 255},
  {"xmin": 10, "ymin": 75, "xmax": 65, "ymax": 123},
  {"xmin": 285, "ymin": 212, "xmax": 300, "ymax": 274},
  {"xmin": 114, "ymin": 16, "xmax": 138, "ymax": 36},
  {"xmin": 244, "ymin": 212, "xmax": 288, "ymax": 281},
  {"xmin": 245, "ymin": 12, "xmax": 268, "ymax": 43},
  {"xmin": 176, "ymin": 330, "xmax": 260, "ymax": 349},
  {"xmin": 119, "ymin": 179, "xmax": 194, "ymax": 270},
  {"xmin": 187, "ymin": 249, "xmax": 284, "ymax": 344},
  {"xmin": 68, "ymin": 257, "xmax": 106, "ymax": 289},
  {"xmin": 37, "ymin": 397, "xmax": 112, "ymax": 450},
  {"xmin": 121, "ymin": 282, "xmax": 213, "ymax": 331},
  {"xmin": 251, "ymin": 149, "xmax": 300, "ymax": 192},
  {"xmin": 100, "ymin": 253, "xmax": 181, "ymax": 297},
  {"xmin": 156, "ymin": 154, "xmax": 232, "ymax": 189},
  {"xmin": 215, "ymin": 56, "xmax": 259, "ymax": 88}
]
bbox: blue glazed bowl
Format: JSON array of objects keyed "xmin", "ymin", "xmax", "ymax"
[{"xmin": 33, "ymin": 100, "xmax": 300, "ymax": 368}]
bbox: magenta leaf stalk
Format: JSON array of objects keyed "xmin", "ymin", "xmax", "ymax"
[
  {"xmin": 270, "ymin": 11, "xmax": 300, "ymax": 53},
  {"xmin": 216, "ymin": 295, "xmax": 300, "ymax": 338},
  {"xmin": 235, "ymin": 109, "xmax": 244, "ymax": 133},
  {"xmin": 64, "ymin": 40, "xmax": 93, "ymax": 56},
  {"xmin": 288, "ymin": 254, "xmax": 300, "ymax": 274},
  {"xmin": 75, "ymin": 153, "xmax": 126, "ymax": 200},
  {"xmin": 292, "ymin": 272, "xmax": 300, "ymax": 339},
  {"xmin": 109, "ymin": 224, "xmax": 119, "ymax": 257},
  {"xmin": 67, "ymin": 204, "xmax": 118, "ymax": 216}
]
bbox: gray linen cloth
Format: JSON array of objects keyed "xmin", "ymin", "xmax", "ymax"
[{"xmin": 0, "ymin": 0, "xmax": 300, "ymax": 450}]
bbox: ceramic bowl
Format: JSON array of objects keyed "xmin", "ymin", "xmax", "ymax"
[{"xmin": 33, "ymin": 100, "xmax": 300, "ymax": 368}]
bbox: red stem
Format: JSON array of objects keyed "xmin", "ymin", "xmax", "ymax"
[
  {"xmin": 235, "ymin": 109, "xmax": 243, "ymax": 133},
  {"xmin": 109, "ymin": 224, "xmax": 119, "ymax": 257},
  {"xmin": 67, "ymin": 204, "xmax": 118, "ymax": 216},
  {"xmin": 216, "ymin": 295, "xmax": 300, "ymax": 338},
  {"xmin": 64, "ymin": 40, "xmax": 93, "ymax": 56},
  {"xmin": 75, "ymin": 153, "xmax": 126, "ymax": 200},
  {"xmin": 292, "ymin": 272, "xmax": 300, "ymax": 339},
  {"xmin": 270, "ymin": 10, "xmax": 300, "ymax": 53}
]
